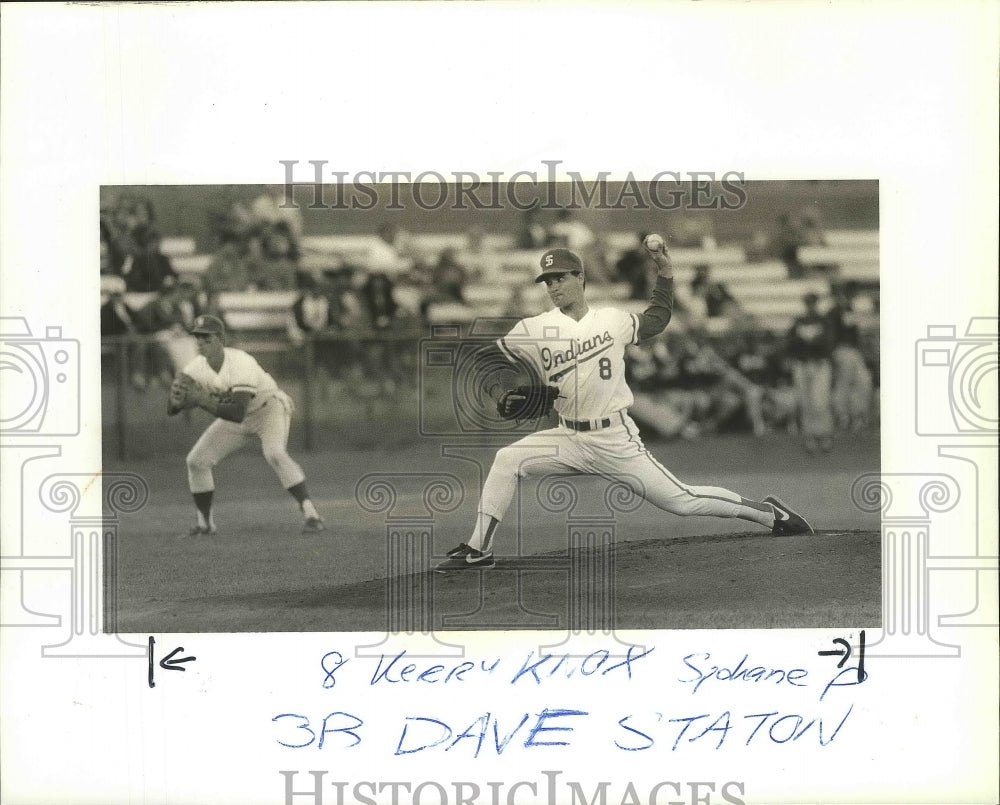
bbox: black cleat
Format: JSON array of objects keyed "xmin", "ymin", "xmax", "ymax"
[
  {"xmin": 434, "ymin": 543, "xmax": 495, "ymax": 573},
  {"xmin": 765, "ymin": 495, "xmax": 815, "ymax": 536},
  {"xmin": 302, "ymin": 516, "xmax": 326, "ymax": 534}
]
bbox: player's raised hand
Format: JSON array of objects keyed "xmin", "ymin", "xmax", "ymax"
[
  {"xmin": 643, "ymin": 233, "xmax": 668, "ymax": 255},
  {"xmin": 643, "ymin": 233, "xmax": 673, "ymax": 276}
]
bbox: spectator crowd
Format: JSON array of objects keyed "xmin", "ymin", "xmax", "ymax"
[
  {"xmin": 100, "ymin": 190, "xmax": 878, "ymax": 446},
  {"xmin": 624, "ymin": 282, "xmax": 877, "ymax": 449}
]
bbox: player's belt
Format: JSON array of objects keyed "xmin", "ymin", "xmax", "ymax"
[{"xmin": 560, "ymin": 416, "xmax": 613, "ymax": 432}]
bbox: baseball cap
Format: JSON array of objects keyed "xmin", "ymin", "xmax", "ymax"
[
  {"xmin": 535, "ymin": 248, "xmax": 584, "ymax": 283},
  {"xmin": 190, "ymin": 315, "xmax": 226, "ymax": 336}
]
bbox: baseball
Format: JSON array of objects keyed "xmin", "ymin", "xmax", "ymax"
[{"xmin": 644, "ymin": 233, "xmax": 664, "ymax": 251}]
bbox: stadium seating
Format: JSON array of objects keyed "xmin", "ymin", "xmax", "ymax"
[
  {"xmin": 799, "ymin": 240, "xmax": 878, "ymax": 281},
  {"xmin": 823, "ymin": 229, "xmax": 879, "ymax": 248},
  {"xmin": 172, "ymin": 254, "xmax": 213, "ymax": 278},
  {"xmin": 604, "ymin": 236, "xmax": 748, "ymax": 268},
  {"xmin": 133, "ymin": 230, "xmax": 877, "ymax": 338},
  {"xmin": 731, "ymin": 279, "xmax": 830, "ymax": 300},
  {"xmin": 160, "ymin": 236, "xmax": 197, "ymax": 257},
  {"xmin": 403, "ymin": 232, "xmax": 514, "ymax": 255},
  {"xmin": 122, "ymin": 290, "xmax": 296, "ymax": 341},
  {"xmin": 301, "ymin": 234, "xmax": 374, "ymax": 261},
  {"xmin": 425, "ymin": 302, "xmax": 477, "ymax": 324},
  {"xmin": 214, "ymin": 291, "xmax": 298, "ymax": 333},
  {"xmin": 671, "ymin": 261, "xmax": 789, "ymax": 285}
]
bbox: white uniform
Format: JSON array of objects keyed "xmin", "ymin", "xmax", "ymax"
[
  {"xmin": 475, "ymin": 306, "xmax": 772, "ymax": 531},
  {"xmin": 183, "ymin": 347, "xmax": 305, "ymax": 494},
  {"xmin": 499, "ymin": 306, "xmax": 639, "ymax": 421}
]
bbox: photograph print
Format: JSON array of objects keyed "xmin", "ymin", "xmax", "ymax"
[{"xmin": 99, "ymin": 176, "xmax": 881, "ymax": 634}]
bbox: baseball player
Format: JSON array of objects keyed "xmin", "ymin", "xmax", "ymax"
[
  {"xmin": 168, "ymin": 315, "xmax": 325, "ymax": 536},
  {"xmin": 435, "ymin": 242, "xmax": 813, "ymax": 572},
  {"xmin": 787, "ymin": 292, "xmax": 836, "ymax": 453},
  {"xmin": 826, "ymin": 284, "xmax": 873, "ymax": 433}
]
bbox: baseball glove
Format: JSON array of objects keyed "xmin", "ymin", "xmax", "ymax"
[
  {"xmin": 496, "ymin": 384, "xmax": 560, "ymax": 422},
  {"xmin": 167, "ymin": 373, "xmax": 198, "ymax": 416}
]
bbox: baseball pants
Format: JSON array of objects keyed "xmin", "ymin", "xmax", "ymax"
[
  {"xmin": 186, "ymin": 393, "xmax": 305, "ymax": 494},
  {"xmin": 831, "ymin": 345, "xmax": 873, "ymax": 430},
  {"xmin": 792, "ymin": 359, "xmax": 834, "ymax": 438},
  {"xmin": 477, "ymin": 412, "xmax": 772, "ymax": 527}
]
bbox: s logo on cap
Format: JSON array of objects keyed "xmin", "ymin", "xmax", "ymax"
[
  {"xmin": 190, "ymin": 314, "xmax": 226, "ymax": 336},
  {"xmin": 544, "ymin": 254, "xmax": 554, "ymax": 267}
]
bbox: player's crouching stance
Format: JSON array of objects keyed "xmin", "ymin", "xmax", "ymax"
[
  {"xmin": 435, "ymin": 240, "xmax": 813, "ymax": 573},
  {"xmin": 167, "ymin": 315, "xmax": 325, "ymax": 536}
]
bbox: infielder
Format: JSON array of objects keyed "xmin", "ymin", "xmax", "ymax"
[
  {"xmin": 168, "ymin": 315, "xmax": 325, "ymax": 536},
  {"xmin": 435, "ymin": 242, "xmax": 813, "ymax": 572}
]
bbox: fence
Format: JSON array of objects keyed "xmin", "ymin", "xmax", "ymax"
[
  {"xmin": 101, "ymin": 331, "xmax": 426, "ymax": 460},
  {"xmin": 101, "ymin": 319, "xmax": 879, "ymax": 460}
]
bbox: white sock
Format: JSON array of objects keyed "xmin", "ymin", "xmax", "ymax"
[
  {"xmin": 760, "ymin": 508, "xmax": 776, "ymax": 528},
  {"xmin": 737, "ymin": 497, "xmax": 775, "ymax": 528},
  {"xmin": 467, "ymin": 513, "xmax": 498, "ymax": 553},
  {"xmin": 301, "ymin": 499, "xmax": 319, "ymax": 519}
]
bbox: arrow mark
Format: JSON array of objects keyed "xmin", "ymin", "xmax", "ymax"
[
  {"xmin": 818, "ymin": 637, "xmax": 852, "ymax": 668},
  {"xmin": 160, "ymin": 646, "xmax": 197, "ymax": 672}
]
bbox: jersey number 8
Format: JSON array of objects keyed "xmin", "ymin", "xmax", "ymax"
[{"xmin": 598, "ymin": 357, "xmax": 612, "ymax": 380}]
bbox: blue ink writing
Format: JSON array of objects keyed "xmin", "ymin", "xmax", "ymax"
[
  {"xmin": 370, "ymin": 651, "xmax": 499, "ymax": 685},
  {"xmin": 394, "ymin": 710, "xmax": 589, "ymax": 756},
  {"xmin": 820, "ymin": 666, "xmax": 868, "ymax": 701},
  {"xmin": 615, "ymin": 715, "xmax": 659, "ymax": 751},
  {"xmin": 395, "ymin": 717, "xmax": 453, "ymax": 755},
  {"xmin": 524, "ymin": 708, "xmax": 588, "ymax": 747},
  {"xmin": 321, "ymin": 651, "xmax": 348, "ymax": 689},
  {"xmin": 679, "ymin": 653, "xmax": 808, "ymax": 694},
  {"xmin": 614, "ymin": 707, "xmax": 855, "ymax": 751},
  {"xmin": 272, "ymin": 712, "xmax": 364, "ymax": 749},
  {"xmin": 511, "ymin": 645, "xmax": 654, "ymax": 685}
]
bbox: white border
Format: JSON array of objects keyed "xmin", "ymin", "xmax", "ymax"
[{"xmin": 2, "ymin": 3, "xmax": 997, "ymax": 804}]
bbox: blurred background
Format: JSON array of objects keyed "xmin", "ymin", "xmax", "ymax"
[{"xmin": 99, "ymin": 179, "xmax": 879, "ymax": 458}]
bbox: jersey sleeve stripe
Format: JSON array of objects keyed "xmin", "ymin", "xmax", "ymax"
[
  {"xmin": 496, "ymin": 337, "xmax": 518, "ymax": 363},
  {"xmin": 630, "ymin": 313, "xmax": 640, "ymax": 344}
]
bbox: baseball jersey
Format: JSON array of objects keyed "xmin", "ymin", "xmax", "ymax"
[
  {"xmin": 498, "ymin": 307, "xmax": 640, "ymax": 421},
  {"xmin": 826, "ymin": 304, "xmax": 862, "ymax": 348},
  {"xmin": 182, "ymin": 347, "xmax": 280, "ymax": 416},
  {"xmin": 787, "ymin": 313, "xmax": 834, "ymax": 361}
]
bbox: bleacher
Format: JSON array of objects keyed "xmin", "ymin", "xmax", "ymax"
[{"xmin": 144, "ymin": 230, "xmax": 878, "ymax": 339}]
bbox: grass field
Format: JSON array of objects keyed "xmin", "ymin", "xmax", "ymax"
[{"xmin": 104, "ymin": 426, "xmax": 881, "ymax": 634}]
